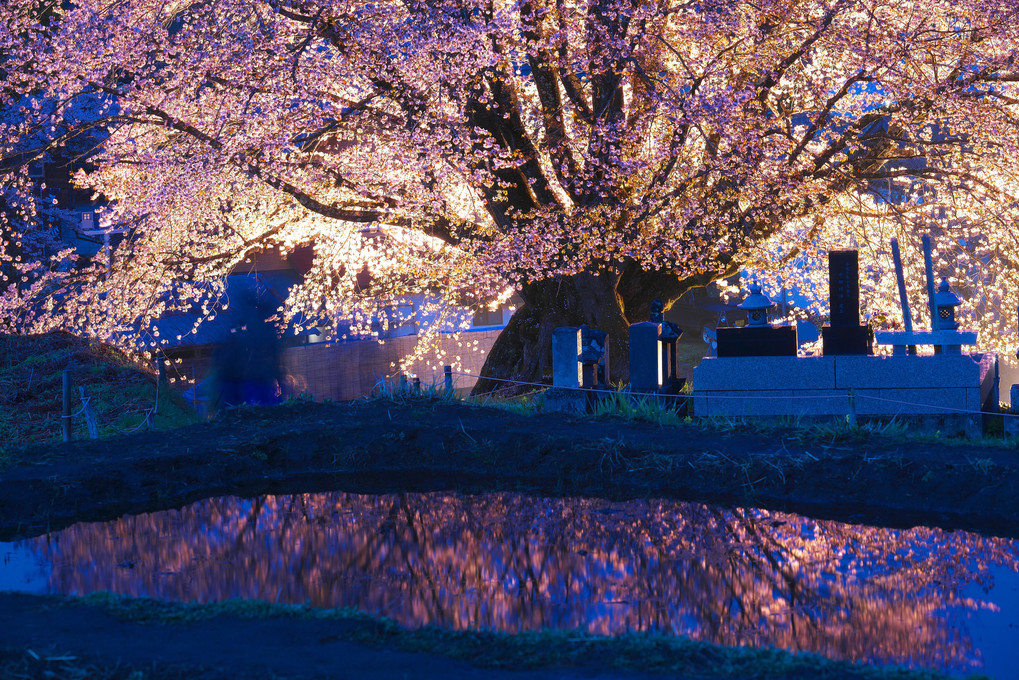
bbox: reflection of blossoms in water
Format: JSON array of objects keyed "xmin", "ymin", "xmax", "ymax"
[{"xmin": 21, "ymin": 493, "xmax": 1019, "ymax": 672}]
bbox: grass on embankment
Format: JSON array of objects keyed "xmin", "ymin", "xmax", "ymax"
[
  {"xmin": 0, "ymin": 332, "xmax": 197, "ymax": 455},
  {"xmin": 459, "ymin": 382, "xmax": 1019, "ymax": 451},
  {"xmin": 5, "ymin": 593, "xmax": 975, "ymax": 680}
]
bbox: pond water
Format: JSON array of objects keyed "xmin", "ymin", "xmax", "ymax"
[{"xmin": 2, "ymin": 492, "xmax": 1019, "ymax": 677}]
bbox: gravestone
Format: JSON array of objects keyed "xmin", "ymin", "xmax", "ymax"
[
  {"xmin": 629, "ymin": 322, "xmax": 662, "ymax": 394},
  {"xmin": 821, "ymin": 250, "xmax": 872, "ymax": 355},
  {"xmin": 829, "ymin": 249, "xmax": 860, "ymax": 326},
  {"xmin": 552, "ymin": 327, "xmax": 582, "ymax": 388}
]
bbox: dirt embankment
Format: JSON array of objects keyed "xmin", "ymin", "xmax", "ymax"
[{"xmin": 1, "ymin": 399, "xmax": 1018, "ymax": 540}]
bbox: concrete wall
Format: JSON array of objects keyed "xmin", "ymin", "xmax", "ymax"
[
  {"xmin": 166, "ymin": 329, "xmax": 503, "ymax": 402},
  {"xmin": 279, "ymin": 329, "xmax": 502, "ymax": 401}
]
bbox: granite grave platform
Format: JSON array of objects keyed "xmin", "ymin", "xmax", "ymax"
[{"xmin": 692, "ymin": 352, "xmax": 997, "ymax": 436}]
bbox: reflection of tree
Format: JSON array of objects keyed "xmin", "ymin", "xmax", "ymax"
[{"xmin": 21, "ymin": 493, "xmax": 1019, "ymax": 672}]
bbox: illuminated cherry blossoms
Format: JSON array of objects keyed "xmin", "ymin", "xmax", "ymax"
[{"xmin": 3, "ymin": 0, "xmax": 1019, "ymax": 379}]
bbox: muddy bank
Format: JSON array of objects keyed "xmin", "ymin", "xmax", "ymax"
[
  {"xmin": 1, "ymin": 592, "xmax": 964, "ymax": 680},
  {"xmin": 1, "ymin": 399, "xmax": 1017, "ymax": 540}
]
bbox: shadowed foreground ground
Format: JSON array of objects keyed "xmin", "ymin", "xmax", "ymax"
[
  {"xmin": 0, "ymin": 591, "xmax": 985, "ymax": 680},
  {"xmin": 0, "ymin": 592, "xmax": 690, "ymax": 680},
  {"xmin": 1, "ymin": 398, "xmax": 1015, "ymax": 679},
  {"xmin": 2, "ymin": 399, "xmax": 1018, "ymax": 540}
]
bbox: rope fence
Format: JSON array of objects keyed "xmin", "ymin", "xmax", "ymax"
[
  {"xmin": 59, "ymin": 368, "xmax": 160, "ymax": 443},
  {"xmin": 440, "ymin": 369, "xmax": 1018, "ymax": 420},
  {"xmin": 53, "ymin": 358, "xmax": 1017, "ymax": 443},
  {"xmin": 61, "ymin": 398, "xmax": 93, "ymax": 421}
]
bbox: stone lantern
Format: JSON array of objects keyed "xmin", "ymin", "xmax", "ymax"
[
  {"xmin": 659, "ymin": 318, "xmax": 682, "ymax": 388},
  {"xmin": 647, "ymin": 297, "xmax": 683, "ymax": 393},
  {"xmin": 935, "ymin": 278, "xmax": 961, "ymax": 331},
  {"xmin": 649, "ymin": 298, "xmax": 664, "ymax": 323},
  {"xmin": 579, "ymin": 345, "xmax": 603, "ymax": 389},
  {"xmin": 579, "ymin": 325, "xmax": 609, "ymax": 386},
  {"xmin": 716, "ymin": 282, "xmax": 796, "ymax": 357},
  {"xmin": 740, "ymin": 283, "xmax": 773, "ymax": 327}
]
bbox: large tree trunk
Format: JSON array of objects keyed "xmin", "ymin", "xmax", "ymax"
[
  {"xmin": 472, "ymin": 271, "xmax": 632, "ymax": 395},
  {"xmin": 472, "ymin": 264, "xmax": 736, "ymax": 395}
]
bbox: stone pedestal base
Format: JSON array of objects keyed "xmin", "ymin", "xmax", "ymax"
[
  {"xmin": 692, "ymin": 353, "xmax": 998, "ymax": 437},
  {"xmin": 538, "ymin": 387, "xmax": 588, "ymax": 414},
  {"xmin": 716, "ymin": 325, "xmax": 797, "ymax": 357}
]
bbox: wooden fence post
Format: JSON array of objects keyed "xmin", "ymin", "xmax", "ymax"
[{"xmin": 79, "ymin": 386, "xmax": 99, "ymax": 439}]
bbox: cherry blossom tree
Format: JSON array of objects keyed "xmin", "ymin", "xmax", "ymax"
[{"xmin": 3, "ymin": 0, "xmax": 1019, "ymax": 387}]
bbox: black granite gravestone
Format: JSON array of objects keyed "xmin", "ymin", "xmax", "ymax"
[
  {"xmin": 828, "ymin": 250, "xmax": 860, "ymax": 326},
  {"xmin": 821, "ymin": 250, "xmax": 872, "ymax": 355}
]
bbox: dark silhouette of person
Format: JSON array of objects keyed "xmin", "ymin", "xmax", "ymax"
[{"xmin": 212, "ymin": 290, "xmax": 282, "ymax": 411}]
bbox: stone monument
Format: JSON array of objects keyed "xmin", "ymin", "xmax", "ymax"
[
  {"xmin": 821, "ymin": 250, "xmax": 872, "ymax": 355},
  {"xmin": 693, "ymin": 241, "xmax": 997, "ymax": 436}
]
